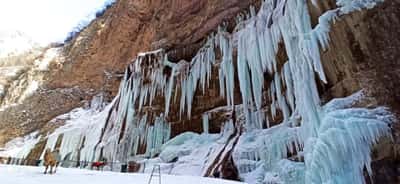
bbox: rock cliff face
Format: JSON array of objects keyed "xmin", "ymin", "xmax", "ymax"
[
  {"xmin": 49, "ymin": 0, "xmax": 261, "ymax": 94},
  {"xmin": 0, "ymin": 0, "xmax": 399, "ymax": 183}
]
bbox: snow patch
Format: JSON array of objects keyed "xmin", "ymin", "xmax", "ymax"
[{"xmin": 0, "ymin": 164, "xmax": 245, "ymax": 184}]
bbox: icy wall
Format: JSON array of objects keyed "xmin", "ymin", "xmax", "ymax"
[{"xmin": 3, "ymin": 0, "xmax": 396, "ymax": 183}]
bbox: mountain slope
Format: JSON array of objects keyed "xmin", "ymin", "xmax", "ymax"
[{"xmin": 0, "ymin": 30, "xmax": 38, "ymax": 59}]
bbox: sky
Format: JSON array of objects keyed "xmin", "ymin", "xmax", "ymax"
[{"xmin": 0, "ymin": 0, "xmax": 113, "ymax": 45}]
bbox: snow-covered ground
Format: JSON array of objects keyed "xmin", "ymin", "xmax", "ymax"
[{"xmin": 0, "ymin": 164, "xmax": 244, "ymax": 184}]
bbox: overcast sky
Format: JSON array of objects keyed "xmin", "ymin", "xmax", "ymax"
[{"xmin": 0, "ymin": 0, "xmax": 112, "ymax": 45}]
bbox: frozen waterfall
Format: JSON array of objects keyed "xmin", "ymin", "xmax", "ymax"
[{"xmin": 3, "ymin": 0, "xmax": 393, "ymax": 184}]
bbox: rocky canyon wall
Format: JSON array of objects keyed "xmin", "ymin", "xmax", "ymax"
[{"xmin": 0, "ymin": 0, "xmax": 399, "ymax": 183}]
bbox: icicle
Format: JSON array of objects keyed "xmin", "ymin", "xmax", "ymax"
[
  {"xmin": 283, "ymin": 63, "xmax": 295, "ymax": 111},
  {"xmin": 274, "ymin": 73, "xmax": 290, "ymax": 121},
  {"xmin": 217, "ymin": 27, "xmax": 235, "ymax": 107},
  {"xmin": 237, "ymin": 29, "xmax": 254, "ymax": 127},
  {"xmin": 144, "ymin": 115, "xmax": 171, "ymax": 158},
  {"xmin": 180, "ymin": 35, "xmax": 216, "ymax": 118},
  {"xmin": 165, "ymin": 65, "xmax": 176, "ymax": 116},
  {"xmin": 270, "ymin": 81, "xmax": 277, "ymax": 120},
  {"xmin": 202, "ymin": 113, "xmax": 210, "ymax": 134},
  {"xmin": 245, "ymin": 10, "xmax": 264, "ymax": 110}
]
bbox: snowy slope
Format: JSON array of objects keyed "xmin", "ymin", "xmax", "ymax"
[
  {"xmin": 0, "ymin": 164, "xmax": 245, "ymax": 184},
  {"xmin": 0, "ymin": 30, "xmax": 38, "ymax": 58}
]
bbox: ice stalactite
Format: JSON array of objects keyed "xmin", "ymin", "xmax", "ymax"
[
  {"xmin": 145, "ymin": 115, "xmax": 171, "ymax": 158},
  {"xmin": 239, "ymin": 7, "xmax": 265, "ymax": 111},
  {"xmin": 202, "ymin": 113, "xmax": 210, "ymax": 134},
  {"xmin": 269, "ymin": 81, "xmax": 277, "ymax": 120},
  {"xmin": 128, "ymin": 114, "xmax": 148, "ymax": 157},
  {"xmin": 179, "ymin": 36, "xmax": 216, "ymax": 118},
  {"xmin": 250, "ymin": 110, "xmax": 267, "ymax": 130},
  {"xmin": 273, "ymin": 73, "xmax": 290, "ymax": 121},
  {"xmin": 237, "ymin": 37, "xmax": 254, "ymax": 127},
  {"xmin": 164, "ymin": 64, "xmax": 176, "ymax": 117},
  {"xmin": 217, "ymin": 26, "xmax": 235, "ymax": 107},
  {"xmin": 58, "ymin": 131, "xmax": 84, "ymax": 165},
  {"xmin": 282, "ymin": 62, "xmax": 295, "ymax": 113}
]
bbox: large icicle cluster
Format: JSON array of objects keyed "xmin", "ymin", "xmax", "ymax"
[
  {"xmin": 232, "ymin": 91, "xmax": 392, "ymax": 183},
  {"xmin": 217, "ymin": 27, "xmax": 235, "ymax": 108},
  {"xmin": 38, "ymin": 94, "xmax": 112, "ymax": 166},
  {"xmin": 304, "ymin": 92, "xmax": 393, "ymax": 183},
  {"xmin": 97, "ymin": 42, "xmax": 219, "ymax": 161},
  {"xmin": 227, "ymin": 0, "xmax": 392, "ymax": 183},
  {"xmin": 95, "ymin": 49, "xmax": 174, "ymax": 162}
]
